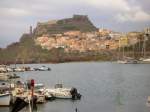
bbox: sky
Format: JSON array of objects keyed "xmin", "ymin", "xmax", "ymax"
[{"xmin": 0, "ymin": 0, "xmax": 150, "ymax": 48}]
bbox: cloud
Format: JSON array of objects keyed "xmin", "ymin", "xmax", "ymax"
[
  {"xmin": 81, "ymin": 0, "xmax": 150, "ymax": 22},
  {"xmin": 116, "ymin": 8, "xmax": 150, "ymax": 22},
  {"xmin": 115, "ymin": 4, "xmax": 150, "ymax": 22},
  {"xmin": 84, "ymin": 0, "xmax": 130, "ymax": 11},
  {"xmin": 0, "ymin": 8, "xmax": 31, "ymax": 17},
  {"xmin": 8, "ymin": 8, "xmax": 30, "ymax": 16},
  {"xmin": 0, "ymin": 0, "xmax": 150, "ymax": 47}
]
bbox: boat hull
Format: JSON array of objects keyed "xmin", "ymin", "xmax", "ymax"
[
  {"xmin": 0, "ymin": 93, "xmax": 11, "ymax": 106},
  {"xmin": 47, "ymin": 88, "xmax": 72, "ymax": 99},
  {"xmin": 47, "ymin": 88, "xmax": 81, "ymax": 100}
]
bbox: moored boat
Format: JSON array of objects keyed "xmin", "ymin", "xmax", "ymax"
[
  {"xmin": 47, "ymin": 84, "xmax": 81, "ymax": 100},
  {"xmin": 34, "ymin": 83, "xmax": 55, "ymax": 101},
  {"xmin": 0, "ymin": 93, "xmax": 11, "ymax": 106},
  {"xmin": 147, "ymin": 96, "xmax": 150, "ymax": 107},
  {"xmin": 0, "ymin": 65, "xmax": 7, "ymax": 73},
  {"xmin": 14, "ymin": 67, "xmax": 25, "ymax": 72},
  {"xmin": 0, "ymin": 73, "xmax": 9, "ymax": 81},
  {"xmin": 139, "ymin": 58, "xmax": 150, "ymax": 64},
  {"xmin": 34, "ymin": 66, "xmax": 51, "ymax": 71},
  {"xmin": 117, "ymin": 60, "xmax": 127, "ymax": 64}
]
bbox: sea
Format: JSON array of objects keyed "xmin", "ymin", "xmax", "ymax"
[{"xmin": 1, "ymin": 62, "xmax": 150, "ymax": 112}]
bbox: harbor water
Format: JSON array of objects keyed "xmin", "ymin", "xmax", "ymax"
[{"xmin": 1, "ymin": 62, "xmax": 150, "ymax": 112}]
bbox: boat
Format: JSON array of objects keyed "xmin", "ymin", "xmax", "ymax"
[
  {"xmin": 44, "ymin": 91, "xmax": 55, "ymax": 100},
  {"xmin": 139, "ymin": 58, "xmax": 150, "ymax": 64},
  {"xmin": 0, "ymin": 73, "xmax": 9, "ymax": 81},
  {"xmin": 147, "ymin": 96, "xmax": 150, "ymax": 107},
  {"xmin": 34, "ymin": 83, "xmax": 55, "ymax": 101},
  {"xmin": 0, "ymin": 65, "xmax": 7, "ymax": 73},
  {"xmin": 0, "ymin": 73, "xmax": 20, "ymax": 81},
  {"xmin": 34, "ymin": 66, "xmax": 51, "ymax": 71},
  {"xmin": 0, "ymin": 92, "xmax": 11, "ymax": 106},
  {"xmin": 46, "ymin": 84, "xmax": 81, "ymax": 100},
  {"xmin": 0, "ymin": 80, "xmax": 11, "ymax": 106},
  {"xmin": 117, "ymin": 60, "xmax": 127, "ymax": 64},
  {"xmin": 6, "ymin": 67, "xmax": 13, "ymax": 72},
  {"xmin": 8, "ymin": 73, "xmax": 20, "ymax": 79},
  {"xmin": 34, "ymin": 92, "xmax": 46, "ymax": 103},
  {"xmin": 12, "ymin": 88, "xmax": 46, "ymax": 104},
  {"xmin": 117, "ymin": 35, "xmax": 139, "ymax": 64},
  {"xmin": 14, "ymin": 67, "xmax": 25, "ymax": 72},
  {"xmin": 117, "ymin": 57, "xmax": 138, "ymax": 64},
  {"xmin": 124, "ymin": 58, "xmax": 138, "ymax": 64},
  {"xmin": 138, "ymin": 31, "xmax": 150, "ymax": 64}
]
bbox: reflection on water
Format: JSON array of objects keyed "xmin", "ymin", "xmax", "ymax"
[
  {"xmin": 1, "ymin": 62, "xmax": 150, "ymax": 112},
  {"xmin": 116, "ymin": 91, "xmax": 123, "ymax": 106}
]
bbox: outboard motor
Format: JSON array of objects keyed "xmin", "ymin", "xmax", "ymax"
[
  {"xmin": 76, "ymin": 93, "xmax": 82, "ymax": 100},
  {"xmin": 47, "ymin": 67, "xmax": 51, "ymax": 71},
  {"xmin": 70, "ymin": 88, "xmax": 81, "ymax": 100}
]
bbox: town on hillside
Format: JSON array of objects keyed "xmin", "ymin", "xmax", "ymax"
[
  {"xmin": 0, "ymin": 15, "xmax": 150, "ymax": 64},
  {"xmin": 35, "ymin": 27, "xmax": 150, "ymax": 53}
]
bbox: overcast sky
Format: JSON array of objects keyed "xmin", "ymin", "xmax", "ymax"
[{"xmin": 0, "ymin": 0, "xmax": 150, "ymax": 48}]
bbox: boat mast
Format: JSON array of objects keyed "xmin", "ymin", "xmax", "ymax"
[
  {"xmin": 123, "ymin": 45, "xmax": 125, "ymax": 59},
  {"xmin": 142, "ymin": 28, "xmax": 150, "ymax": 58},
  {"xmin": 118, "ymin": 39, "xmax": 120, "ymax": 60},
  {"xmin": 143, "ymin": 35, "xmax": 146, "ymax": 58},
  {"xmin": 132, "ymin": 44, "xmax": 135, "ymax": 59}
]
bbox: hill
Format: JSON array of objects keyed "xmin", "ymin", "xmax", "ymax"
[
  {"xmin": 0, "ymin": 15, "xmax": 112, "ymax": 64},
  {"xmin": 34, "ymin": 15, "xmax": 98, "ymax": 37}
]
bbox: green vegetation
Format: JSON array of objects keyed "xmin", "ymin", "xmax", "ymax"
[{"xmin": 0, "ymin": 33, "xmax": 112, "ymax": 64}]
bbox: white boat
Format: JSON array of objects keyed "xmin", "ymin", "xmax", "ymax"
[
  {"xmin": 142, "ymin": 58, "xmax": 150, "ymax": 62},
  {"xmin": 117, "ymin": 57, "xmax": 138, "ymax": 64},
  {"xmin": 140, "ymin": 58, "xmax": 150, "ymax": 63},
  {"xmin": 14, "ymin": 67, "xmax": 25, "ymax": 72},
  {"xmin": 0, "ymin": 65, "xmax": 7, "ymax": 73},
  {"xmin": 34, "ymin": 66, "xmax": 51, "ymax": 71},
  {"xmin": 147, "ymin": 96, "xmax": 150, "ymax": 107},
  {"xmin": 0, "ymin": 65, "xmax": 15, "ymax": 73},
  {"xmin": 0, "ymin": 73, "xmax": 20, "ymax": 81},
  {"xmin": 34, "ymin": 83, "xmax": 55, "ymax": 101},
  {"xmin": 46, "ymin": 84, "xmax": 81, "ymax": 100},
  {"xmin": 0, "ymin": 93, "xmax": 11, "ymax": 106},
  {"xmin": 139, "ymin": 33, "xmax": 150, "ymax": 64},
  {"xmin": 34, "ymin": 92, "xmax": 46, "ymax": 103},
  {"xmin": 117, "ymin": 60, "xmax": 127, "ymax": 64},
  {"xmin": 47, "ymin": 88, "xmax": 72, "ymax": 99},
  {"xmin": 0, "ymin": 73, "xmax": 9, "ymax": 81},
  {"xmin": 6, "ymin": 67, "xmax": 13, "ymax": 72}
]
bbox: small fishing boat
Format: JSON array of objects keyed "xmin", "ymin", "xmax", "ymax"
[
  {"xmin": 0, "ymin": 65, "xmax": 7, "ymax": 73},
  {"xmin": 0, "ymin": 73, "xmax": 20, "ymax": 81},
  {"xmin": 0, "ymin": 93, "xmax": 11, "ymax": 106},
  {"xmin": 124, "ymin": 59, "xmax": 138, "ymax": 64},
  {"xmin": 117, "ymin": 60, "xmax": 127, "ymax": 64},
  {"xmin": 0, "ymin": 73, "xmax": 9, "ymax": 81},
  {"xmin": 34, "ymin": 66, "xmax": 51, "ymax": 71},
  {"xmin": 34, "ymin": 83, "xmax": 55, "ymax": 101},
  {"xmin": 14, "ymin": 67, "xmax": 25, "ymax": 72},
  {"xmin": 6, "ymin": 67, "xmax": 13, "ymax": 72},
  {"xmin": 34, "ymin": 92, "xmax": 46, "ymax": 103},
  {"xmin": 47, "ymin": 84, "xmax": 81, "ymax": 100},
  {"xmin": 139, "ymin": 58, "xmax": 150, "ymax": 64},
  {"xmin": 147, "ymin": 96, "xmax": 150, "ymax": 107}
]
